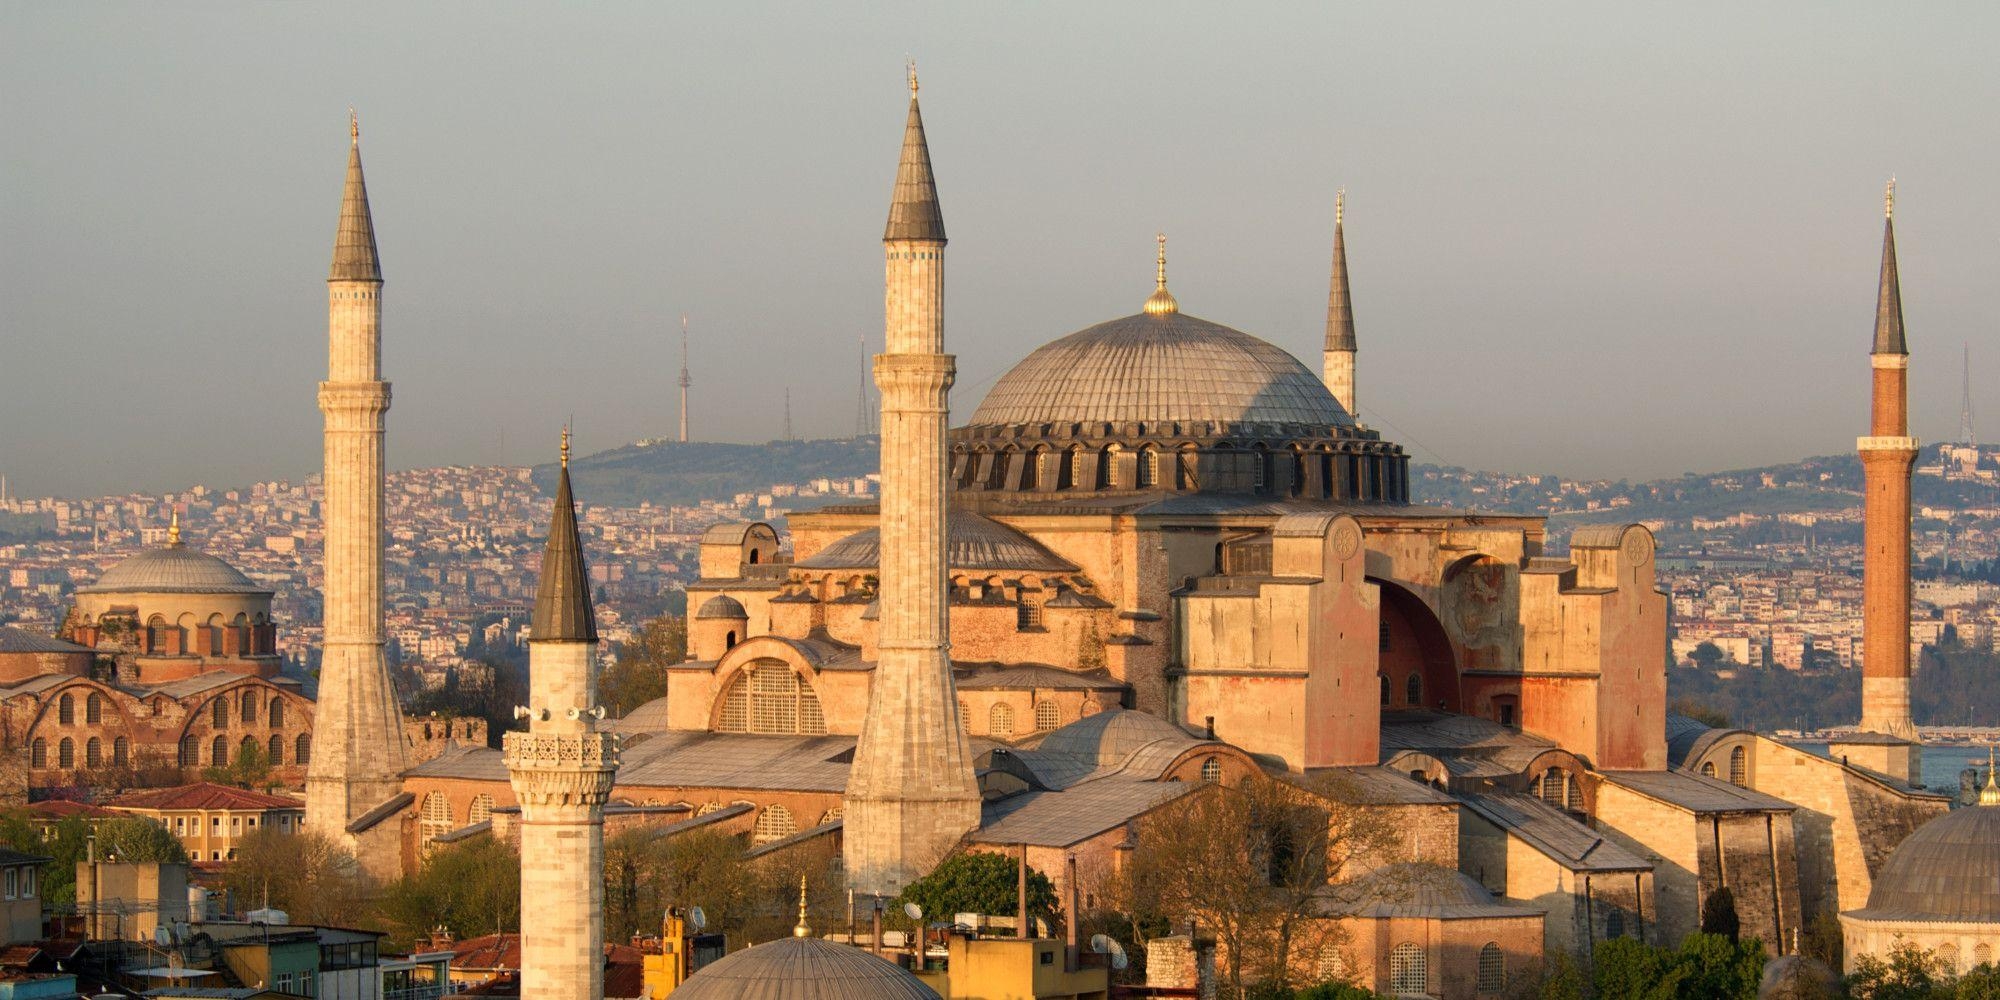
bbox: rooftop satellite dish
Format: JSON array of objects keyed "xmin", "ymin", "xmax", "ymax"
[
  {"xmin": 154, "ymin": 927, "xmax": 173, "ymax": 947},
  {"xmin": 1090, "ymin": 934, "xmax": 1129, "ymax": 970},
  {"xmin": 903, "ymin": 902, "xmax": 923, "ymax": 921},
  {"xmin": 688, "ymin": 906, "xmax": 707, "ymax": 931}
]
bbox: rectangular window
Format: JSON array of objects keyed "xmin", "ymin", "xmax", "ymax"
[
  {"xmin": 4, "ymin": 868, "xmax": 16, "ymax": 899},
  {"xmin": 1379, "ymin": 619, "xmax": 1391, "ymax": 652},
  {"xmin": 1040, "ymin": 950, "xmax": 1054, "ymax": 965},
  {"xmin": 248, "ymin": 817, "xmax": 257, "ymax": 827},
  {"xmin": 22, "ymin": 867, "xmax": 34, "ymax": 897}
]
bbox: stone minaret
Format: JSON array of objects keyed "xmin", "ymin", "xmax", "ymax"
[
  {"xmin": 1322, "ymin": 189, "xmax": 1358, "ymax": 420},
  {"xmin": 1857, "ymin": 179, "xmax": 1920, "ymax": 747},
  {"xmin": 307, "ymin": 114, "xmax": 410, "ymax": 844},
  {"xmin": 506, "ymin": 432, "xmax": 619, "ymax": 1000},
  {"xmin": 842, "ymin": 69, "xmax": 980, "ymax": 897}
]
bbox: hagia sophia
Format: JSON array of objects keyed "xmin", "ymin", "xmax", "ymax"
[{"xmin": 4, "ymin": 74, "xmax": 1996, "ymax": 1000}]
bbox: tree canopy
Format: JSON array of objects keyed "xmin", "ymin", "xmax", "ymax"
[{"xmin": 895, "ymin": 851, "xmax": 1058, "ymax": 932}]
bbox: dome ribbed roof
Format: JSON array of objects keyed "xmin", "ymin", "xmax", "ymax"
[
  {"xmin": 795, "ymin": 512, "xmax": 1075, "ymax": 573},
  {"xmin": 695, "ymin": 595, "xmax": 749, "ymax": 620},
  {"xmin": 81, "ymin": 546, "xmax": 266, "ymax": 595},
  {"xmin": 669, "ymin": 937, "xmax": 940, "ymax": 1000},
  {"xmin": 1856, "ymin": 805, "xmax": 2000, "ymax": 921},
  {"xmin": 966, "ymin": 311, "xmax": 1351, "ymax": 429}
]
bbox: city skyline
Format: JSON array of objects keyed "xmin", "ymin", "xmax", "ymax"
[{"xmin": 5, "ymin": 3, "xmax": 1998, "ymax": 498}]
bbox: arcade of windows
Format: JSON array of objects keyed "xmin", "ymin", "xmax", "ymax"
[{"xmin": 718, "ymin": 663, "xmax": 827, "ymax": 735}]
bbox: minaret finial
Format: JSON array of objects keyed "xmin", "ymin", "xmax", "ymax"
[
  {"xmin": 167, "ymin": 508, "xmax": 182, "ymax": 548},
  {"xmin": 560, "ymin": 425, "xmax": 571, "ymax": 470},
  {"xmin": 1982, "ymin": 746, "xmax": 2000, "ymax": 806},
  {"xmin": 793, "ymin": 873, "xmax": 812, "ymax": 937},
  {"xmin": 1335, "ymin": 187, "xmax": 1345, "ymax": 226},
  {"xmin": 1143, "ymin": 232, "xmax": 1179, "ymax": 316},
  {"xmin": 350, "ymin": 107, "xmax": 359, "ymax": 144},
  {"xmin": 908, "ymin": 59, "xmax": 918, "ymax": 97},
  {"xmin": 1885, "ymin": 176, "xmax": 1895, "ymax": 219}
]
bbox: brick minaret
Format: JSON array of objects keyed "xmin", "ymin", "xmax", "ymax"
[
  {"xmin": 1322, "ymin": 188, "xmax": 1358, "ymax": 419},
  {"xmin": 307, "ymin": 114, "xmax": 410, "ymax": 847},
  {"xmin": 506, "ymin": 432, "xmax": 619, "ymax": 1000},
  {"xmin": 1857, "ymin": 180, "xmax": 1920, "ymax": 748},
  {"xmin": 843, "ymin": 68, "xmax": 980, "ymax": 897}
]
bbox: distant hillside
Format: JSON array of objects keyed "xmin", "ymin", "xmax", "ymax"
[{"xmin": 532, "ymin": 437, "xmax": 880, "ymax": 509}]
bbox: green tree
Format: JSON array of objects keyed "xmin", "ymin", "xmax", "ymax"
[
  {"xmin": 1847, "ymin": 943, "xmax": 1946, "ymax": 1000},
  {"xmin": 375, "ymin": 837, "xmax": 521, "ymax": 948},
  {"xmin": 1593, "ymin": 933, "xmax": 1765, "ymax": 1000},
  {"xmin": 1292, "ymin": 982, "xmax": 1388, "ymax": 999},
  {"xmin": 1691, "ymin": 642, "xmax": 1726, "ymax": 670},
  {"xmin": 1538, "ymin": 951, "xmax": 1587, "ymax": 1000},
  {"xmin": 602, "ymin": 615, "xmax": 686, "ymax": 716},
  {"xmin": 602, "ymin": 827, "xmax": 759, "ymax": 944},
  {"xmin": 224, "ymin": 828, "xmax": 369, "ymax": 927},
  {"xmin": 896, "ymin": 851, "xmax": 1059, "ymax": 933},
  {"xmin": 203, "ymin": 740, "xmax": 272, "ymax": 789}
]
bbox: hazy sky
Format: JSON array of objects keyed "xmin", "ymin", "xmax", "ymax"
[{"xmin": 4, "ymin": 3, "xmax": 1995, "ymax": 499}]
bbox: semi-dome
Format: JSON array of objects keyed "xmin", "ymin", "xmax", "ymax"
[
  {"xmin": 966, "ymin": 311, "xmax": 1352, "ymax": 430},
  {"xmin": 795, "ymin": 512, "xmax": 1075, "ymax": 573},
  {"xmin": 669, "ymin": 937, "xmax": 940, "ymax": 1000},
  {"xmin": 1854, "ymin": 803, "xmax": 2000, "ymax": 921},
  {"xmin": 81, "ymin": 544, "xmax": 267, "ymax": 595}
]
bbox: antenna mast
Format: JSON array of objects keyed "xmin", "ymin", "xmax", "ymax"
[
  {"xmin": 783, "ymin": 387, "xmax": 794, "ymax": 442},
  {"xmin": 677, "ymin": 314, "xmax": 692, "ymax": 443},
  {"xmin": 1962, "ymin": 342, "xmax": 1977, "ymax": 446}
]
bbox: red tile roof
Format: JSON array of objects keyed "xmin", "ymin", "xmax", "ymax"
[
  {"xmin": 22, "ymin": 799, "xmax": 121, "ymax": 820},
  {"xmin": 108, "ymin": 782, "xmax": 303, "ymax": 813}
]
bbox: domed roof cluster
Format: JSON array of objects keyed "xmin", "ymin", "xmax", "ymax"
[
  {"xmin": 81, "ymin": 543, "xmax": 267, "ymax": 595},
  {"xmin": 966, "ymin": 311, "xmax": 1352, "ymax": 431},
  {"xmin": 670, "ymin": 937, "xmax": 939, "ymax": 1000},
  {"xmin": 1856, "ymin": 801, "xmax": 2000, "ymax": 921}
]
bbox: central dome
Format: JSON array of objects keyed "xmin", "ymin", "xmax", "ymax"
[
  {"xmin": 80, "ymin": 545, "xmax": 267, "ymax": 595},
  {"xmin": 966, "ymin": 311, "xmax": 1352, "ymax": 430}
]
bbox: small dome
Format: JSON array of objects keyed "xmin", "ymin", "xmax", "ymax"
[
  {"xmin": 669, "ymin": 937, "xmax": 940, "ymax": 1000},
  {"xmin": 81, "ymin": 545, "xmax": 265, "ymax": 595},
  {"xmin": 1857, "ymin": 804, "xmax": 2000, "ymax": 921},
  {"xmin": 966, "ymin": 311, "xmax": 1351, "ymax": 430},
  {"xmin": 1034, "ymin": 709, "xmax": 1199, "ymax": 766},
  {"xmin": 695, "ymin": 595, "xmax": 749, "ymax": 620},
  {"xmin": 795, "ymin": 512, "xmax": 1075, "ymax": 574}
]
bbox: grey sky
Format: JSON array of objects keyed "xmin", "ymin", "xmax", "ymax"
[{"xmin": 3, "ymin": 3, "xmax": 1994, "ymax": 499}]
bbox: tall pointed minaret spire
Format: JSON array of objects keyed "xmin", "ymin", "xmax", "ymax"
[
  {"xmin": 307, "ymin": 112, "xmax": 409, "ymax": 872},
  {"xmin": 508, "ymin": 429, "xmax": 618, "ymax": 1000},
  {"xmin": 1322, "ymin": 188, "xmax": 1358, "ymax": 419},
  {"xmin": 1853, "ymin": 176, "xmax": 1922, "ymax": 770},
  {"xmin": 844, "ymin": 67, "xmax": 980, "ymax": 898}
]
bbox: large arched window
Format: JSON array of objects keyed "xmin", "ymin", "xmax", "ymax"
[
  {"xmin": 241, "ymin": 690, "xmax": 258, "ymax": 724},
  {"xmin": 212, "ymin": 698, "xmax": 228, "ymax": 728},
  {"xmin": 753, "ymin": 804, "xmax": 797, "ymax": 845},
  {"xmin": 989, "ymin": 703, "xmax": 1015, "ymax": 738},
  {"xmin": 112, "ymin": 736, "xmax": 129, "ymax": 767},
  {"xmin": 57, "ymin": 738, "xmax": 75, "ymax": 769},
  {"xmin": 1975, "ymin": 943, "xmax": 1992, "ymax": 968},
  {"xmin": 1314, "ymin": 944, "xmax": 1345, "ymax": 983},
  {"xmin": 1034, "ymin": 701, "xmax": 1061, "ymax": 732},
  {"xmin": 268, "ymin": 735, "xmax": 284, "ymax": 765},
  {"xmin": 1389, "ymin": 942, "xmax": 1427, "ymax": 996},
  {"xmin": 58, "ymin": 693, "xmax": 74, "ymax": 725},
  {"xmin": 30, "ymin": 739, "xmax": 47, "ymax": 769},
  {"xmin": 85, "ymin": 737, "xmax": 103, "ymax": 768},
  {"xmin": 1405, "ymin": 673, "xmax": 1422, "ymax": 707},
  {"xmin": 179, "ymin": 734, "xmax": 199, "ymax": 768},
  {"xmin": 270, "ymin": 697, "xmax": 286, "ymax": 727},
  {"xmin": 1539, "ymin": 770, "xmax": 1567, "ymax": 807},
  {"xmin": 1939, "ymin": 943, "xmax": 1961, "ymax": 974},
  {"xmin": 1201, "ymin": 757, "xmax": 1223, "ymax": 783},
  {"xmin": 717, "ymin": 663, "xmax": 826, "ymax": 735},
  {"xmin": 211, "ymin": 736, "xmax": 228, "ymax": 767},
  {"xmin": 469, "ymin": 794, "xmax": 495, "ymax": 825},
  {"xmin": 1566, "ymin": 775, "xmax": 1585, "ymax": 814},
  {"xmin": 86, "ymin": 693, "xmax": 103, "ymax": 724},
  {"xmin": 1700, "ymin": 762, "xmax": 1716, "ymax": 778},
  {"xmin": 295, "ymin": 733, "xmax": 311, "ymax": 766},
  {"xmin": 1605, "ymin": 908, "xmax": 1626, "ymax": 939},
  {"xmin": 1728, "ymin": 746, "xmax": 1747, "ymax": 787},
  {"xmin": 1136, "ymin": 446, "xmax": 1157, "ymax": 489},
  {"xmin": 419, "ymin": 792, "xmax": 453, "ymax": 851},
  {"xmin": 1478, "ymin": 943, "xmax": 1505, "ymax": 993},
  {"xmin": 240, "ymin": 735, "xmax": 259, "ymax": 761}
]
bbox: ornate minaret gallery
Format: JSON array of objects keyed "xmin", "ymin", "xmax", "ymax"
[
  {"xmin": 307, "ymin": 114, "xmax": 411, "ymax": 850},
  {"xmin": 506, "ymin": 433, "xmax": 619, "ymax": 1000},
  {"xmin": 842, "ymin": 69, "xmax": 981, "ymax": 897},
  {"xmin": 1849, "ymin": 180, "xmax": 1922, "ymax": 782},
  {"xmin": 1322, "ymin": 189, "xmax": 1358, "ymax": 418}
]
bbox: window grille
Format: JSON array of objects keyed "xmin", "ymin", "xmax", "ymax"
[
  {"xmin": 86, "ymin": 737, "xmax": 102, "ymax": 768},
  {"xmin": 268, "ymin": 735, "xmax": 283, "ymax": 764},
  {"xmin": 1035, "ymin": 701, "xmax": 1061, "ymax": 731},
  {"xmin": 58, "ymin": 694, "xmax": 74, "ymax": 725},
  {"xmin": 1389, "ymin": 943, "xmax": 1426, "ymax": 995},
  {"xmin": 113, "ymin": 737, "xmax": 129, "ymax": 767},
  {"xmin": 1201, "ymin": 757, "xmax": 1223, "ymax": 783},
  {"xmin": 469, "ymin": 794, "xmax": 494, "ymax": 825},
  {"xmin": 1729, "ymin": 746, "xmax": 1747, "ymax": 787},
  {"xmin": 58, "ymin": 738, "xmax": 76, "ymax": 769},
  {"xmin": 753, "ymin": 805, "xmax": 797, "ymax": 845},
  {"xmin": 990, "ymin": 703, "xmax": 1015, "ymax": 737},
  {"xmin": 211, "ymin": 736, "xmax": 228, "ymax": 767},
  {"xmin": 87, "ymin": 693, "xmax": 103, "ymax": 724},
  {"xmin": 295, "ymin": 734, "xmax": 311, "ymax": 766},
  {"xmin": 1478, "ymin": 943, "xmax": 1505, "ymax": 993}
]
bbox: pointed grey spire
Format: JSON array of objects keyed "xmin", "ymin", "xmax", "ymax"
[
  {"xmin": 329, "ymin": 117, "xmax": 382, "ymax": 282},
  {"xmin": 883, "ymin": 76, "xmax": 946, "ymax": 243},
  {"xmin": 531, "ymin": 434, "xmax": 597, "ymax": 642},
  {"xmin": 1324, "ymin": 191, "xmax": 1356, "ymax": 352},
  {"xmin": 1872, "ymin": 207, "xmax": 1906, "ymax": 356}
]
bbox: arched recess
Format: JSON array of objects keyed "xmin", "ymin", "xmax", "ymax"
[
  {"xmin": 711, "ymin": 649, "xmax": 827, "ymax": 736},
  {"xmin": 1370, "ymin": 578, "xmax": 1461, "ymax": 713}
]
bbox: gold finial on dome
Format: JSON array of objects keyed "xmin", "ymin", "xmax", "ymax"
[
  {"xmin": 1885, "ymin": 176, "xmax": 1895, "ymax": 219},
  {"xmin": 1143, "ymin": 232, "xmax": 1179, "ymax": 316},
  {"xmin": 167, "ymin": 508, "xmax": 182, "ymax": 548},
  {"xmin": 1982, "ymin": 746, "xmax": 2000, "ymax": 807},
  {"xmin": 792, "ymin": 872, "xmax": 812, "ymax": 937}
]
